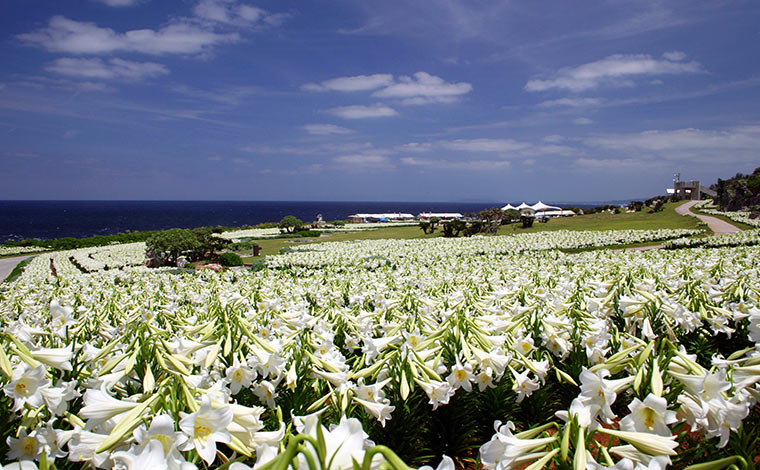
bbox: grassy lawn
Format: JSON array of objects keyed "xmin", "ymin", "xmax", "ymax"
[
  {"xmin": 240, "ymin": 225, "xmax": 437, "ymax": 260},
  {"xmin": 497, "ymin": 201, "xmax": 703, "ymax": 235},
  {"xmin": 239, "ymin": 202, "xmax": 704, "ymax": 262}
]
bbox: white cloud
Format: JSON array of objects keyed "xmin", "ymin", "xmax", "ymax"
[
  {"xmin": 171, "ymin": 84, "xmax": 261, "ymax": 104},
  {"xmin": 18, "ymin": 16, "xmax": 238, "ymax": 55},
  {"xmin": 397, "ymin": 142, "xmax": 433, "ymax": 153},
  {"xmin": 585, "ymin": 125, "xmax": 760, "ymax": 152},
  {"xmin": 193, "ymin": 0, "xmax": 285, "ymax": 27},
  {"xmin": 327, "ymin": 104, "xmax": 398, "ymax": 119},
  {"xmin": 525, "ymin": 53, "xmax": 702, "ymax": 92},
  {"xmin": 662, "ymin": 51, "xmax": 687, "ymax": 61},
  {"xmin": 401, "ymin": 157, "xmax": 511, "ymax": 171},
  {"xmin": 538, "ymin": 97, "xmax": 602, "ymax": 108},
  {"xmin": 333, "ymin": 154, "xmax": 394, "ymax": 169},
  {"xmin": 92, "ymin": 0, "xmax": 141, "ymax": 6},
  {"xmin": 304, "ymin": 72, "xmax": 471, "ymax": 105},
  {"xmin": 575, "ymin": 157, "xmax": 651, "ymax": 170},
  {"xmin": 302, "ymin": 124, "xmax": 353, "ymax": 135},
  {"xmin": 439, "ymin": 138, "xmax": 529, "ymax": 153},
  {"xmin": 46, "ymin": 57, "xmax": 169, "ymax": 80},
  {"xmin": 573, "ymin": 117, "xmax": 593, "ymax": 125},
  {"xmin": 303, "ymin": 74, "xmax": 394, "ymax": 92},
  {"xmin": 543, "ymin": 135, "xmax": 564, "ymax": 143},
  {"xmin": 372, "ymin": 72, "xmax": 472, "ymax": 103}
]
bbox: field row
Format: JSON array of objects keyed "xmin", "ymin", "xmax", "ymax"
[{"xmin": 0, "ymin": 230, "xmax": 758, "ymax": 469}]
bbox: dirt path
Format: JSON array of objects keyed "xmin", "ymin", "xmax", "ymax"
[
  {"xmin": 676, "ymin": 200, "xmax": 741, "ymax": 234},
  {"xmin": 0, "ymin": 255, "xmax": 35, "ymax": 282}
]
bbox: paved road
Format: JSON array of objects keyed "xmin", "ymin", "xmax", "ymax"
[
  {"xmin": 0, "ymin": 255, "xmax": 35, "ymax": 282},
  {"xmin": 676, "ymin": 200, "xmax": 740, "ymax": 234}
]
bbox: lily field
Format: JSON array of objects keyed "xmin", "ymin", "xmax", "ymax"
[{"xmin": 2, "ymin": 223, "xmax": 760, "ymax": 470}]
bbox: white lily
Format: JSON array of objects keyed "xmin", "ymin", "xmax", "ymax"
[
  {"xmin": 620, "ymin": 394, "xmax": 677, "ymax": 436},
  {"xmin": 179, "ymin": 395, "xmax": 233, "ymax": 465},
  {"xmin": 4, "ymin": 364, "xmax": 49, "ymax": 412}
]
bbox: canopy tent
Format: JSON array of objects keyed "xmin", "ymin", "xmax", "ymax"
[
  {"xmin": 515, "ymin": 202, "xmax": 532, "ymax": 210},
  {"xmin": 501, "ymin": 203, "xmax": 517, "ymax": 211},
  {"xmin": 531, "ymin": 201, "xmax": 562, "ymax": 211}
]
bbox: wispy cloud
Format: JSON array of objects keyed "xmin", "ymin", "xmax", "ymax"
[
  {"xmin": 327, "ymin": 104, "xmax": 398, "ymax": 119},
  {"xmin": 525, "ymin": 53, "xmax": 702, "ymax": 92},
  {"xmin": 46, "ymin": 57, "xmax": 168, "ymax": 80},
  {"xmin": 573, "ymin": 117, "xmax": 593, "ymax": 125},
  {"xmin": 193, "ymin": 0, "xmax": 287, "ymax": 28},
  {"xmin": 538, "ymin": 97, "xmax": 602, "ymax": 108},
  {"xmin": 18, "ymin": 15, "xmax": 239, "ymax": 55},
  {"xmin": 586, "ymin": 125, "xmax": 760, "ymax": 152},
  {"xmin": 170, "ymin": 84, "xmax": 261, "ymax": 105},
  {"xmin": 333, "ymin": 154, "xmax": 394, "ymax": 169},
  {"xmin": 401, "ymin": 157, "xmax": 511, "ymax": 171},
  {"xmin": 303, "ymin": 74, "xmax": 393, "ymax": 92},
  {"xmin": 305, "ymin": 71, "xmax": 472, "ymax": 105},
  {"xmin": 92, "ymin": 0, "xmax": 142, "ymax": 6},
  {"xmin": 302, "ymin": 124, "xmax": 354, "ymax": 135},
  {"xmin": 371, "ymin": 72, "xmax": 472, "ymax": 104},
  {"xmin": 439, "ymin": 138, "xmax": 530, "ymax": 153}
]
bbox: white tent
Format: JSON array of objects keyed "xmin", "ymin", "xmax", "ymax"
[
  {"xmin": 501, "ymin": 203, "xmax": 517, "ymax": 211},
  {"xmin": 516, "ymin": 202, "xmax": 532, "ymax": 210},
  {"xmin": 531, "ymin": 201, "xmax": 562, "ymax": 211}
]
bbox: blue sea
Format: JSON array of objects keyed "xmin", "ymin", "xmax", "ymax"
[
  {"xmin": 0, "ymin": 200, "xmax": 513, "ymax": 241},
  {"xmin": 0, "ymin": 200, "xmax": 618, "ymax": 241}
]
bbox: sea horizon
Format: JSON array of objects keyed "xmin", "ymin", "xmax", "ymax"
[{"xmin": 0, "ymin": 199, "xmax": 639, "ymax": 241}]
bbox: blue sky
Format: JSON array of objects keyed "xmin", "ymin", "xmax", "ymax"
[{"xmin": 1, "ymin": 0, "xmax": 759, "ymax": 202}]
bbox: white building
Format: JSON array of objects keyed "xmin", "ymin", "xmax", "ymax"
[{"xmin": 418, "ymin": 212, "xmax": 463, "ymax": 221}]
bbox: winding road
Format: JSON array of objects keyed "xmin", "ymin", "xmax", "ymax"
[
  {"xmin": 675, "ymin": 200, "xmax": 740, "ymax": 234},
  {"xmin": 0, "ymin": 255, "xmax": 35, "ymax": 282}
]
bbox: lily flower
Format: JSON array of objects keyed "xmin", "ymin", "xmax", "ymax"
[
  {"xmin": 226, "ymin": 358, "xmax": 257, "ymax": 395},
  {"xmin": 510, "ymin": 367, "xmax": 540, "ymax": 402},
  {"xmin": 30, "ymin": 346, "xmax": 73, "ymax": 372},
  {"xmin": 6, "ymin": 428, "xmax": 41, "ymax": 461},
  {"xmin": 4, "ymin": 364, "xmax": 50, "ymax": 412},
  {"xmin": 179, "ymin": 395, "xmax": 233, "ymax": 465},
  {"xmin": 299, "ymin": 415, "xmax": 371, "ymax": 470},
  {"xmin": 415, "ymin": 379, "xmax": 455, "ymax": 410},
  {"xmin": 596, "ymin": 428, "xmax": 678, "ymax": 456},
  {"xmin": 447, "ymin": 362, "xmax": 474, "ymax": 391},
  {"xmin": 79, "ymin": 388, "xmax": 140, "ymax": 427},
  {"xmin": 620, "ymin": 394, "xmax": 677, "ymax": 436},
  {"xmin": 480, "ymin": 421, "xmax": 556, "ymax": 470},
  {"xmin": 112, "ymin": 440, "xmax": 170, "ymax": 470}
]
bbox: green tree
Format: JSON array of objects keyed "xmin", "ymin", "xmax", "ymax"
[
  {"xmin": 145, "ymin": 229, "xmax": 201, "ymax": 266},
  {"xmin": 279, "ymin": 215, "xmax": 304, "ymax": 233}
]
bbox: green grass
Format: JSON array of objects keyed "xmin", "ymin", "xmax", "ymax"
[
  {"xmin": 497, "ymin": 201, "xmax": 702, "ymax": 235},
  {"xmin": 240, "ymin": 226, "xmax": 436, "ymax": 260},
  {"xmin": 237, "ymin": 202, "xmax": 706, "ymax": 263}
]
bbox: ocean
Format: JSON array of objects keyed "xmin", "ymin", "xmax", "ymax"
[{"xmin": 0, "ymin": 200, "xmax": 523, "ymax": 241}]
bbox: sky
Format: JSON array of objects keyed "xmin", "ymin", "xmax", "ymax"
[{"xmin": 0, "ymin": 0, "xmax": 759, "ymax": 202}]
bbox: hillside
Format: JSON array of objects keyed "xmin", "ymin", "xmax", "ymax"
[{"xmin": 712, "ymin": 167, "xmax": 760, "ymax": 211}]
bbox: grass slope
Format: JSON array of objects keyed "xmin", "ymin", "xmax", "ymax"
[{"xmin": 241, "ymin": 201, "xmax": 703, "ymax": 261}]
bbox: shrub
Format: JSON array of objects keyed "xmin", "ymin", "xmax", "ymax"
[
  {"xmin": 295, "ymin": 230, "xmax": 320, "ymax": 237},
  {"xmin": 279, "ymin": 215, "xmax": 304, "ymax": 233},
  {"xmin": 218, "ymin": 252, "xmax": 244, "ymax": 266}
]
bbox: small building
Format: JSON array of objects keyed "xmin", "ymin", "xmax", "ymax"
[
  {"xmin": 418, "ymin": 212, "xmax": 463, "ymax": 221},
  {"xmin": 348, "ymin": 212, "xmax": 415, "ymax": 223},
  {"xmin": 667, "ymin": 173, "xmax": 717, "ymax": 200}
]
